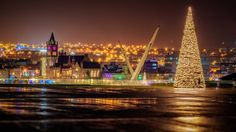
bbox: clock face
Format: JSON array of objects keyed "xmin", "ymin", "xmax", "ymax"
[{"xmin": 53, "ymin": 46, "xmax": 57, "ymax": 51}]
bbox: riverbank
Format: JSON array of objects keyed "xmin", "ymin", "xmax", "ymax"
[
  {"xmin": 0, "ymin": 83, "xmax": 173, "ymax": 89},
  {"xmin": 0, "ymin": 82, "xmax": 234, "ymax": 88}
]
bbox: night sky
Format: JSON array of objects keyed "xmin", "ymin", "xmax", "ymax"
[{"xmin": 0, "ymin": 0, "xmax": 236, "ymax": 48}]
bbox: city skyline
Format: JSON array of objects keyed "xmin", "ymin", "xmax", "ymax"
[
  {"xmin": 0, "ymin": 1, "xmax": 236, "ymax": 131},
  {"xmin": 0, "ymin": 0, "xmax": 236, "ymax": 48}
]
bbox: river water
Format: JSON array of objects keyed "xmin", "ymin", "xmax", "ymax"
[{"xmin": 0, "ymin": 87, "xmax": 236, "ymax": 131}]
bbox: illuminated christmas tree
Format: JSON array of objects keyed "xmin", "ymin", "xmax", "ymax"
[{"xmin": 174, "ymin": 7, "xmax": 206, "ymax": 88}]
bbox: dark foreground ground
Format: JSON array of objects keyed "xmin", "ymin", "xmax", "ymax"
[{"xmin": 0, "ymin": 87, "xmax": 236, "ymax": 131}]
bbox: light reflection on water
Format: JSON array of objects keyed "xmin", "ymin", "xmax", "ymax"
[
  {"xmin": 0, "ymin": 87, "xmax": 236, "ymax": 131},
  {"xmin": 0, "ymin": 98, "xmax": 158, "ymax": 115},
  {"xmin": 172, "ymin": 117, "xmax": 213, "ymax": 131},
  {"xmin": 62, "ymin": 98, "xmax": 158, "ymax": 110}
]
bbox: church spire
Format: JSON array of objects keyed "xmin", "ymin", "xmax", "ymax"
[{"xmin": 49, "ymin": 32, "xmax": 56, "ymax": 44}]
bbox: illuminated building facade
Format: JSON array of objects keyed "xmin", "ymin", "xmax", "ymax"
[
  {"xmin": 47, "ymin": 51, "xmax": 101, "ymax": 79},
  {"xmin": 41, "ymin": 57, "xmax": 47, "ymax": 77},
  {"xmin": 144, "ymin": 60, "xmax": 158, "ymax": 73},
  {"xmin": 143, "ymin": 59, "xmax": 158, "ymax": 80}
]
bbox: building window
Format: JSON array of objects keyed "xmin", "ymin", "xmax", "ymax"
[
  {"xmin": 52, "ymin": 52, "xmax": 57, "ymax": 56},
  {"xmin": 152, "ymin": 63, "xmax": 157, "ymax": 66}
]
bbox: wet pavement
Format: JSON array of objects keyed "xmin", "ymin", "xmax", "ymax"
[{"xmin": 0, "ymin": 87, "xmax": 236, "ymax": 131}]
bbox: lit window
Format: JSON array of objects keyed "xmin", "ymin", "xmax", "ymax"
[
  {"xmin": 152, "ymin": 63, "xmax": 157, "ymax": 66},
  {"xmin": 52, "ymin": 52, "xmax": 57, "ymax": 56}
]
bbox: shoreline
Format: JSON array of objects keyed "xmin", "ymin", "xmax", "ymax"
[
  {"xmin": 0, "ymin": 83, "xmax": 234, "ymax": 89},
  {"xmin": 0, "ymin": 83, "xmax": 172, "ymax": 89}
]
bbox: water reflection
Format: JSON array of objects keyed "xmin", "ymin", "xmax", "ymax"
[
  {"xmin": 0, "ymin": 87, "xmax": 236, "ymax": 131},
  {"xmin": 63, "ymin": 98, "xmax": 157, "ymax": 110},
  {"xmin": 0, "ymin": 87, "xmax": 50, "ymax": 116},
  {"xmin": 172, "ymin": 117, "xmax": 212, "ymax": 131}
]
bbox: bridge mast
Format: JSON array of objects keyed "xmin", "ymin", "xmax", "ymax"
[{"xmin": 131, "ymin": 27, "xmax": 160, "ymax": 80}]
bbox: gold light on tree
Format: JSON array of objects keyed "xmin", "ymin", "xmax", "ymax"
[{"xmin": 174, "ymin": 7, "xmax": 206, "ymax": 88}]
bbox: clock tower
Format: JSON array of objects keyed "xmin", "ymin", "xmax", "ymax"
[{"xmin": 46, "ymin": 32, "xmax": 58, "ymax": 66}]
